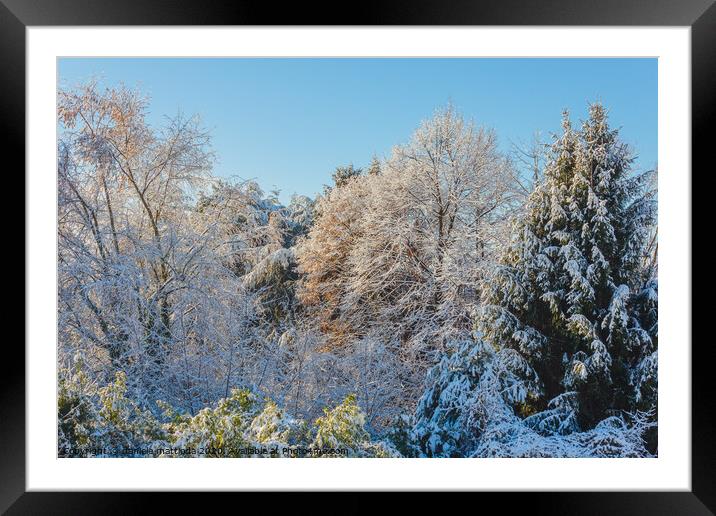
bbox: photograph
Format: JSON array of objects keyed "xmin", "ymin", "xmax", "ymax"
[
  {"xmin": 4, "ymin": 0, "xmax": 710, "ymax": 505},
  {"xmin": 55, "ymin": 57, "xmax": 659, "ymax": 459}
]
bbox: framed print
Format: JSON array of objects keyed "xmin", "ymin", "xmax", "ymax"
[{"xmin": 5, "ymin": 0, "xmax": 713, "ymax": 512}]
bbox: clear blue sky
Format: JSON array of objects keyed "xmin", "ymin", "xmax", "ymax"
[{"xmin": 59, "ymin": 58, "xmax": 657, "ymax": 204}]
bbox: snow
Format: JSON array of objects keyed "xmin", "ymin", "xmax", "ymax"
[{"xmin": 57, "ymin": 85, "xmax": 657, "ymax": 459}]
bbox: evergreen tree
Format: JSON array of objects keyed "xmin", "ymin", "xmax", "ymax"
[
  {"xmin": 479, "ymin": 104, "xmax": 657, "ymax": 434},
  {"xmin": 331, "ymin": 164, "xmax": 363, "ymax": 188},
  {"xmin": 367, "ymin": 155, "xmax": 381, "ymax": 176},
  {"xmin": 409, "ymin": 336, "xmax": 654, "ymax": 457},
  {"xmin": 410, "ymin": 337, "xmax": 540, "ymax": 457}
]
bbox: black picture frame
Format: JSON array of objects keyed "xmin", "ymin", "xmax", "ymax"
[{"xmin": 4, "ymin": 1, "xmax": 711, "ymax": 513}]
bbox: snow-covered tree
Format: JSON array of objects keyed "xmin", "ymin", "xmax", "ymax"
[
  {"xmin": 409, "ymin": 336, "xmax": 655, "ymax": 458},
  {"xmin": 285, "ymin": 194, "xmax": 316, "ymax": 244},
  {"xmin": 57, "ymin": 84, "xmax": 267, "ymax": 413},
  {"xmin": 59, "ymin": 83, "xmax": 212, "ymax": 400},
  {"xmin": 299, "ymin": 105, "xmax": 517, "ymax": 359},
  {"xmin": 297, "ymin": 176, "xmax": 370, "ymax": 347},
  {"xmin": 410, "ymin": 337, "xmax": 538, "ymax": 457},
  {"xmin": 367, "ymin": 155, "xmax": 381, "ymax": 176},
  {"xmin": 328, "ymin": 163, "xmax": 362, "ymax": 190},
  {"xmin": 295, "ymin": 106, "xmax": 522, "ymax": 423},
  {"xmin": 478, "ymin": 104, "xmax": 657, "ymax": 441}
]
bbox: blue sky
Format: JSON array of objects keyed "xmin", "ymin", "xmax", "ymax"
[{"xmin": 59, "ymin": 58, "xmax": 657, "ymax": 204}]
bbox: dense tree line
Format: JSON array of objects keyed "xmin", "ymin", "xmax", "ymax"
[{"xmin": 57, "ymin": 83, "xmax": 657, "ymax": 457}]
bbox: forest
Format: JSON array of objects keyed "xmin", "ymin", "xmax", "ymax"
[{"xmin": 57, "ymin": 82, "xmax": 658, "ymax": 458}]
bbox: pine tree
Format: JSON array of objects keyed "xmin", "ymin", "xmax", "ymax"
[
  {"xmin": 367, "ymin": 155, "xmax": 381, "ymax": 176},
  {"xmin": 410, "ymin": 337, "xmax": 540, "ymax": 457},
  {"xmin": 479, "ymin": 104, "xmax": 657, "ymax": 435},
  {"xmin": 331, "ymin": 164, "xmax": 363, "ymax": 188},
  {"xmin": 408, "ymin": 335, "xmax": 655, "ymax": 457}
]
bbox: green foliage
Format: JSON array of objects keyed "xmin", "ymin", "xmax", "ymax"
[
  {"xmin": 384, "ymin": 414, "xmax": 416, "ymax": 457},
  {"xmin": 311, "ymin": 393, "xmax": 369, "ymax": 454},
  {"xmin": 58, "ymin": 357, "xmax": 165, "ymax": 456},
  {"xmin": 59, "ymin": 372, "xmax": 398, "ymax": 457},
  {"xmin": 57, "ymin": 355, "xmax": 97, "ymax": 452},
  {"xmin": 96, "ymin": 371, "xmax": 167, "ymax": 449},
  {"xmin": 246, "ymin": 399, "xmax": 308, "ymax": 446},
  {"xmin": 165, "ymin": 388, "xmax": 258, "ymax": 456}
]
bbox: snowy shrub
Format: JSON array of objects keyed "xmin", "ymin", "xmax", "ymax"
[
  {"xmin": 58, "ymin": 354, "xmax": 99, "ymax": 454},
  {"xmin": 411, "ymin": 338, "xmax": 655, "ymax": 458},
  {"xmin": 471, "ymin": 409, "xmax": 654, "ymax": 458},
  {"xmin": 311, "ymin": 394, "xmax": 369, "ymax": 455},
  {"xmin": 164, "ymin": 388, "xmax": 260, "ymax": 457},
  {"xmin": 58, "ymin": 355, "xmax": 165, "ymax": 457},
  {"xmin": 411, "ymin": 337, "xmax": 541, "ymax": 457},
  {"xmin": 59, "ymin": 369, "xmax": 399, "ymax": 457},
  {"xmin": 245, "ymin": 400, "xmax": 308, "ymax": 446}
]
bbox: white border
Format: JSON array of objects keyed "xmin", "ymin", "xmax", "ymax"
[{"xmin": 27, "ymin": 27, "xmax": 691, "ymax": 491}]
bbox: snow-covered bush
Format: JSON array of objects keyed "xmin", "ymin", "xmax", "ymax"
[
  {"xmin": 311, "ymin": 393, "xmax": 369, "ymax": 454},
  {"xmin": 58, "ymin": 354, "xmax": 99, "ymax": 454},
  {"xmin": 245, "ymin": 400, "xmax": 309, "ymax": 447},
  {"xmin": 58, "ymin": 354, "xmax": 165, "ymax": 457},
  {"xmin": 309, "ymin": 393, "xmax": 401, "ymax": 457},
  {"xmin": 410, "ymin": 337, "xmax": 655, "ymax": 458},
  {"xmin": 59, "ymin": 367, "xmax": 398, "ymax": 457},
  {"xmin": 163, "ymin": 388, "xmax": 260, "ymax": 457}
]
